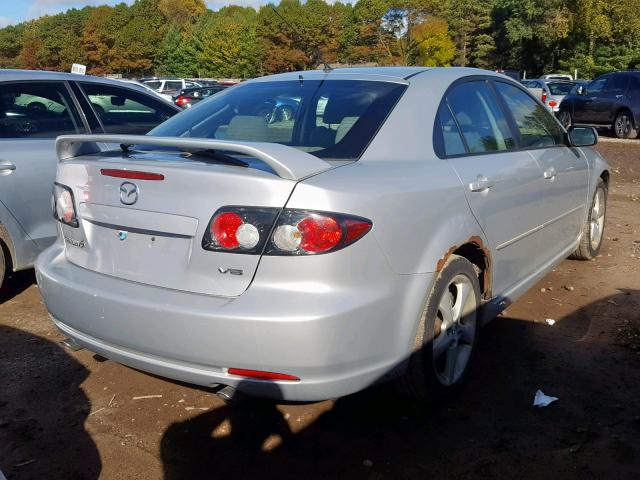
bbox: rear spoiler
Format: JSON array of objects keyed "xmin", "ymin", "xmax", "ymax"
[{"xmin": 55, "ymin": 135, "xmax": 332, "ymax": 181}]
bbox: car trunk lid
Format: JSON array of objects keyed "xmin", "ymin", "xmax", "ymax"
[{"xmin": 55, "ymin": 135, "xmax": 332, "ymax": 297}]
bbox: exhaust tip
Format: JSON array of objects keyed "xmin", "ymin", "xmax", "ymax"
[
  {"xmin": 216, "ymin": 385, "xmax": 238, "ymax": 404},
  {"xmin": 60, "ymin": 337, "xmax": 83, "ymax": 351}
]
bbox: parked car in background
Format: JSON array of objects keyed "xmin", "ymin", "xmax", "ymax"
[
  {"xmin": 118, "ymin": 79, "xmax": 173, "ymax": 102},
  {"xmin": 558, "ymin": 71, "xmax": 640, "ymax": 138},
  {"xmin": 141, "ymin": 77, "xmax": 202, "ymax": 96},
  {"xmin": 542, "ymin": 73, "xmax": 573, "ymax": 81},
  {"xmin": 173, "ymin": 85, "xmax": 229, "ymax": 108},
  {"xmin": 37, "ymin": 67, "xmax": 608, "ymax": 403},
  {"xmin": 495, "ymin": 69, "xmax": 521, "ymax": 82},
  {"xmin": 524, "ymin": 79, "xmax": 576, "ymax": 114},
  {"xmin": 0, "ymin": 70, "xmax": 180, "ymax": 290}
]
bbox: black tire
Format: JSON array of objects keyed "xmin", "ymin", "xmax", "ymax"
[
  {"xmin": 570, "ymin": 178, "xmax": 607, "ymax": 260},
  {"xmin": 613, "ymin": 110, "xmax": 638, "ymax": 139},
  {"xmin": 399, "ymin": 255, "xmax": 481, "ymax": 401},
  {"xmin": 558, "ymin": 109, "xmax": 572, "ymax": 129}
]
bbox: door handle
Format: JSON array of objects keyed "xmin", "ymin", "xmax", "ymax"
[
  {"xmin": 543, "ymin": 167, "xmax": 556, "ymax": 180},
  {"xmin": 469, "ymin": 175, "xmax": 493, "ymax": 193},
  {"xmin": 615, "ymin": 94, "xmax": 624, "ymax": 99},
  {"xmin": 0, "ymin": 162, "xmax": 16, "ymax": 175}
]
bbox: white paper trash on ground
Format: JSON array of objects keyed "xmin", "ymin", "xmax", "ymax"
[{"xmin": 533, "ymin": 389, "xmax": 559, "ymax": 407}]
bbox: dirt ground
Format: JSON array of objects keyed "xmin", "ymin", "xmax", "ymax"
[{"xmin": 1, "ymin": 140, "xmax": 639, "ymax": 480}]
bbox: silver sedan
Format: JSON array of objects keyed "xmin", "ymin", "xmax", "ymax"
[{"xmin": 36, "ymin": 67, "xmax": 609, "ymax": 402}]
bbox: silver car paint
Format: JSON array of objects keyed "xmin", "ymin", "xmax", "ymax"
[
  {"xmin": 35, "ymin": 67, "xmax": 610, "ymax": 401},
  {"xmin": 0, "ymin": 70, "xmax": 180, "ymax": 273}
]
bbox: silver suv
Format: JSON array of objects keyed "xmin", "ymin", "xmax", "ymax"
[{"xmin": 0, "ymin": 70, "xmax": 180, "ymax": 289}]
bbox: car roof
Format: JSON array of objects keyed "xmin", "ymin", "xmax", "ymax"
[
  {"xmin": 0, "ymin": 69, "xmax": 143, "ymax": 87},
  {"xmin": 249, "ymin": 67, "xmax": 511, "ymax": 85}
]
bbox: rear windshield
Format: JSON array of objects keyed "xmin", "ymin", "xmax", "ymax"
[
  {"xmin": 148, "ymin": 79, "xmax": 407, "ymax": 160},
  {"xmin": 547, "ymin": 82, "xmax": 574, "ymax": 95}
]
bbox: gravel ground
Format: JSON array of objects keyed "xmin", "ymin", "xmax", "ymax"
[{"xmin": 1, "ymin": 140, "xmax": 639, "ymax": 480}]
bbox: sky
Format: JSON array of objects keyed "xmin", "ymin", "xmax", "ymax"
[{"xmin": 0, "ymin": 0, "xmax": 304, "ymax": 27}]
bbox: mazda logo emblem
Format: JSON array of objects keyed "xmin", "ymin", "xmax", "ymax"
[{"xmin": 119, "ymin": 182, "xmax": 139, "ymax": 205}]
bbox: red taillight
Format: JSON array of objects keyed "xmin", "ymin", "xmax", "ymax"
[
  {"xmin": 211, "ymin": 211, "xmax": 243, "ymax": 249},
  {"xmin": 202, "ymin": 207, "xmax": 372, "ymax": 255},
  {"xmin": 100, "ymin": 169, "xmax": 164, "ymax": 181},
  {"xmin": 297, "ymin": 215, "xmax": 342, "ymax": 253},
  {"xmin": 548, "ymin": 100, "xmax": 557, "ymax": 107},
  {"xmin": 228, "ymin": 368, "xmax": 300, "ymax": 381},
  {"xmin": 541, "ymin": 92, "xmax": 547, "ymax": 104},
  {"xmin": 53, "ymin": 183, "xmax": 79, "ymax": 227},
  {"xmin": 344, "ymin": 218, "xmax": 373, "ymax": 244},
  {"xmin": 175, "ymin": 96, "xmax": 189, "ymax": 106}
]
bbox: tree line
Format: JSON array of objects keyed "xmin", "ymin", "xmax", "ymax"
[{"xmin": 0, "ymin": 0, "xmax": 639, "ymax": 80}]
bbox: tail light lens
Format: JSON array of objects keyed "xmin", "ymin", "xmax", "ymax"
[
  {"xmin": 202, "ymin": 207, "xmax": 279, "ymax": 254},
  {"xmin": 548, "ymin": 100, "xmax": 557, "ymax": 107},
  {"xmin": 202, "ymin": 207, "xmax": 372, "ymax": 255},
  {"xmin": 175, "ymin": 96, "xmax": 189, "ymax": 107},
  {"xmin": 541, "ymin": 92, "xmax": 547, "ymax": 104},
  {"xmin": 267, "ymin": 210, "xmax": 371, "ymax": 255},
  {"xmin": 52, "ymin": 183, "xmax": 78, "ymax": 227}
]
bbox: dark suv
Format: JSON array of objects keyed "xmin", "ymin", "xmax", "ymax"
[{"xmin": 558, "ymin": 71, "xmax": 640, "ymax": 138}]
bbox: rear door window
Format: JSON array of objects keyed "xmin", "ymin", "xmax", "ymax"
[
  {"xmin": 494, "ymin": 81, "xmax": 565, "ymax": 148},
  {"xmin": 79, "ymin": 82, "xmax": 177, "ymax": 135},
  {"xmin": 144, "ymin": 81, "xmax": 161, "ymax": 90},
  {"xmin": 588, "ymin": 77, "xmax": 607, "ymax": 94},
  {"xmin": 163, "ymin": 81, "xmax": 183, "ymax": 93},
  {"xmin": 445, "ymin": 81, "xmax": 515, "ymax": 154},
  {"xmin": 547, "ymin": 82, "xmax": 574, "ymax": 96},
  {"xmin": 603, "ymin": 75, "xmax": 628, "ymax": 94},
  {"xmin": 0, "ymin": 82, "xmax": 83, "ymax": 138}
]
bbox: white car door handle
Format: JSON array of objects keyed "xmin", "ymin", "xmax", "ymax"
[
  {"xmin": 469, "ymin": 175, "xmax": 493, "ymax": 192},
  {"xmin": 543, "ymin": 167, "xmax": 556, "ymax": 180}
]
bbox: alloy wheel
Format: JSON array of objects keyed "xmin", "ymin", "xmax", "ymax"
[
  {"xmin": 432, "ymin": 274, "xmax": 478, "ymax": 386},
  {"xmin": 615, "ymin": 114, "xmax": 631, "ymax": 138},
  {"xmin": 590, "ymin": 187, "xmax": 605, "ymax": 250}
]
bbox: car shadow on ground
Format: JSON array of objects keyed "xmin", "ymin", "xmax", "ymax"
[
  {"xmin": 160, "ymin": 290, "xmax": 640, "ymax": 479},
  {"xmin": 0, "ymin": 325, "xmax": 101, "ymax": 479},
  {"xmin": 0, "ymin": 270, "xmax": 36, "ymax": 305}
]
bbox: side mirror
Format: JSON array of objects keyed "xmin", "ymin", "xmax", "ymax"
[
  {"xmin": 568, "ymin": 126, "xmax": 598, "ymax": 147},
  {"xmin": 110, "ymin": 96, "xmax": 126, "ymax": 106}
]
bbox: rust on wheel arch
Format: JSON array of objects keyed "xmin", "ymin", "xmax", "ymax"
[{"xmin": 436, "ymin": 236, "xmax": 492, "ymax": 301}]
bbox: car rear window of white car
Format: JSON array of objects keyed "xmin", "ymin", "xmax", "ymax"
[{"xmin": 148, "ymin": 80, "xmax": 407, "ymax": 160}]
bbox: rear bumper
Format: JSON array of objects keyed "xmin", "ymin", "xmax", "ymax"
[{"xmin": 36, "ymin": 244, "xmax": 434, "ymax": 401}]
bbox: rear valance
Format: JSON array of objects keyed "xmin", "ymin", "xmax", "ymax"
[{"xmin": 55, "ymin": 135, "xmax": 332, "ymax": 181}]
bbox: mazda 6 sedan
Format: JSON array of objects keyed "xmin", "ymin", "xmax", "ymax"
[{"xmin": 36, "ymin": 67, "xmax": 609, "ymax": 402}]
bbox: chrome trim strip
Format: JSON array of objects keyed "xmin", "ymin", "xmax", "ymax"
[{"xmin": 496, "ymin": 204, "xmax": 585, "ymax": 251}]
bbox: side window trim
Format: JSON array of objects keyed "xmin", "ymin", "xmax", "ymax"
[
  {"xmin": 70, "ymin": 81, "xmax": 106, "ymax": 132},
  {"xmin": 488, "ymin": 79, "xmax": 525, "ymax": 150},
  {"xmin": 64, "ymin": 81, "xmax": 93, "ymax": 134}
]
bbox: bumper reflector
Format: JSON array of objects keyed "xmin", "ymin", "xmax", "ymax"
[{"xmin": 228, "ymin": 368, "xmax": 300, "ymax": 381}]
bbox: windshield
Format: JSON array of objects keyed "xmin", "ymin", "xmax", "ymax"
[
  {"xmin": 148, "ymin": 79, "xmax": 407, "ymax": 160},
  {"xmin": 547, "ymin": 82, "xmax": 574, "ymax": 95}
]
